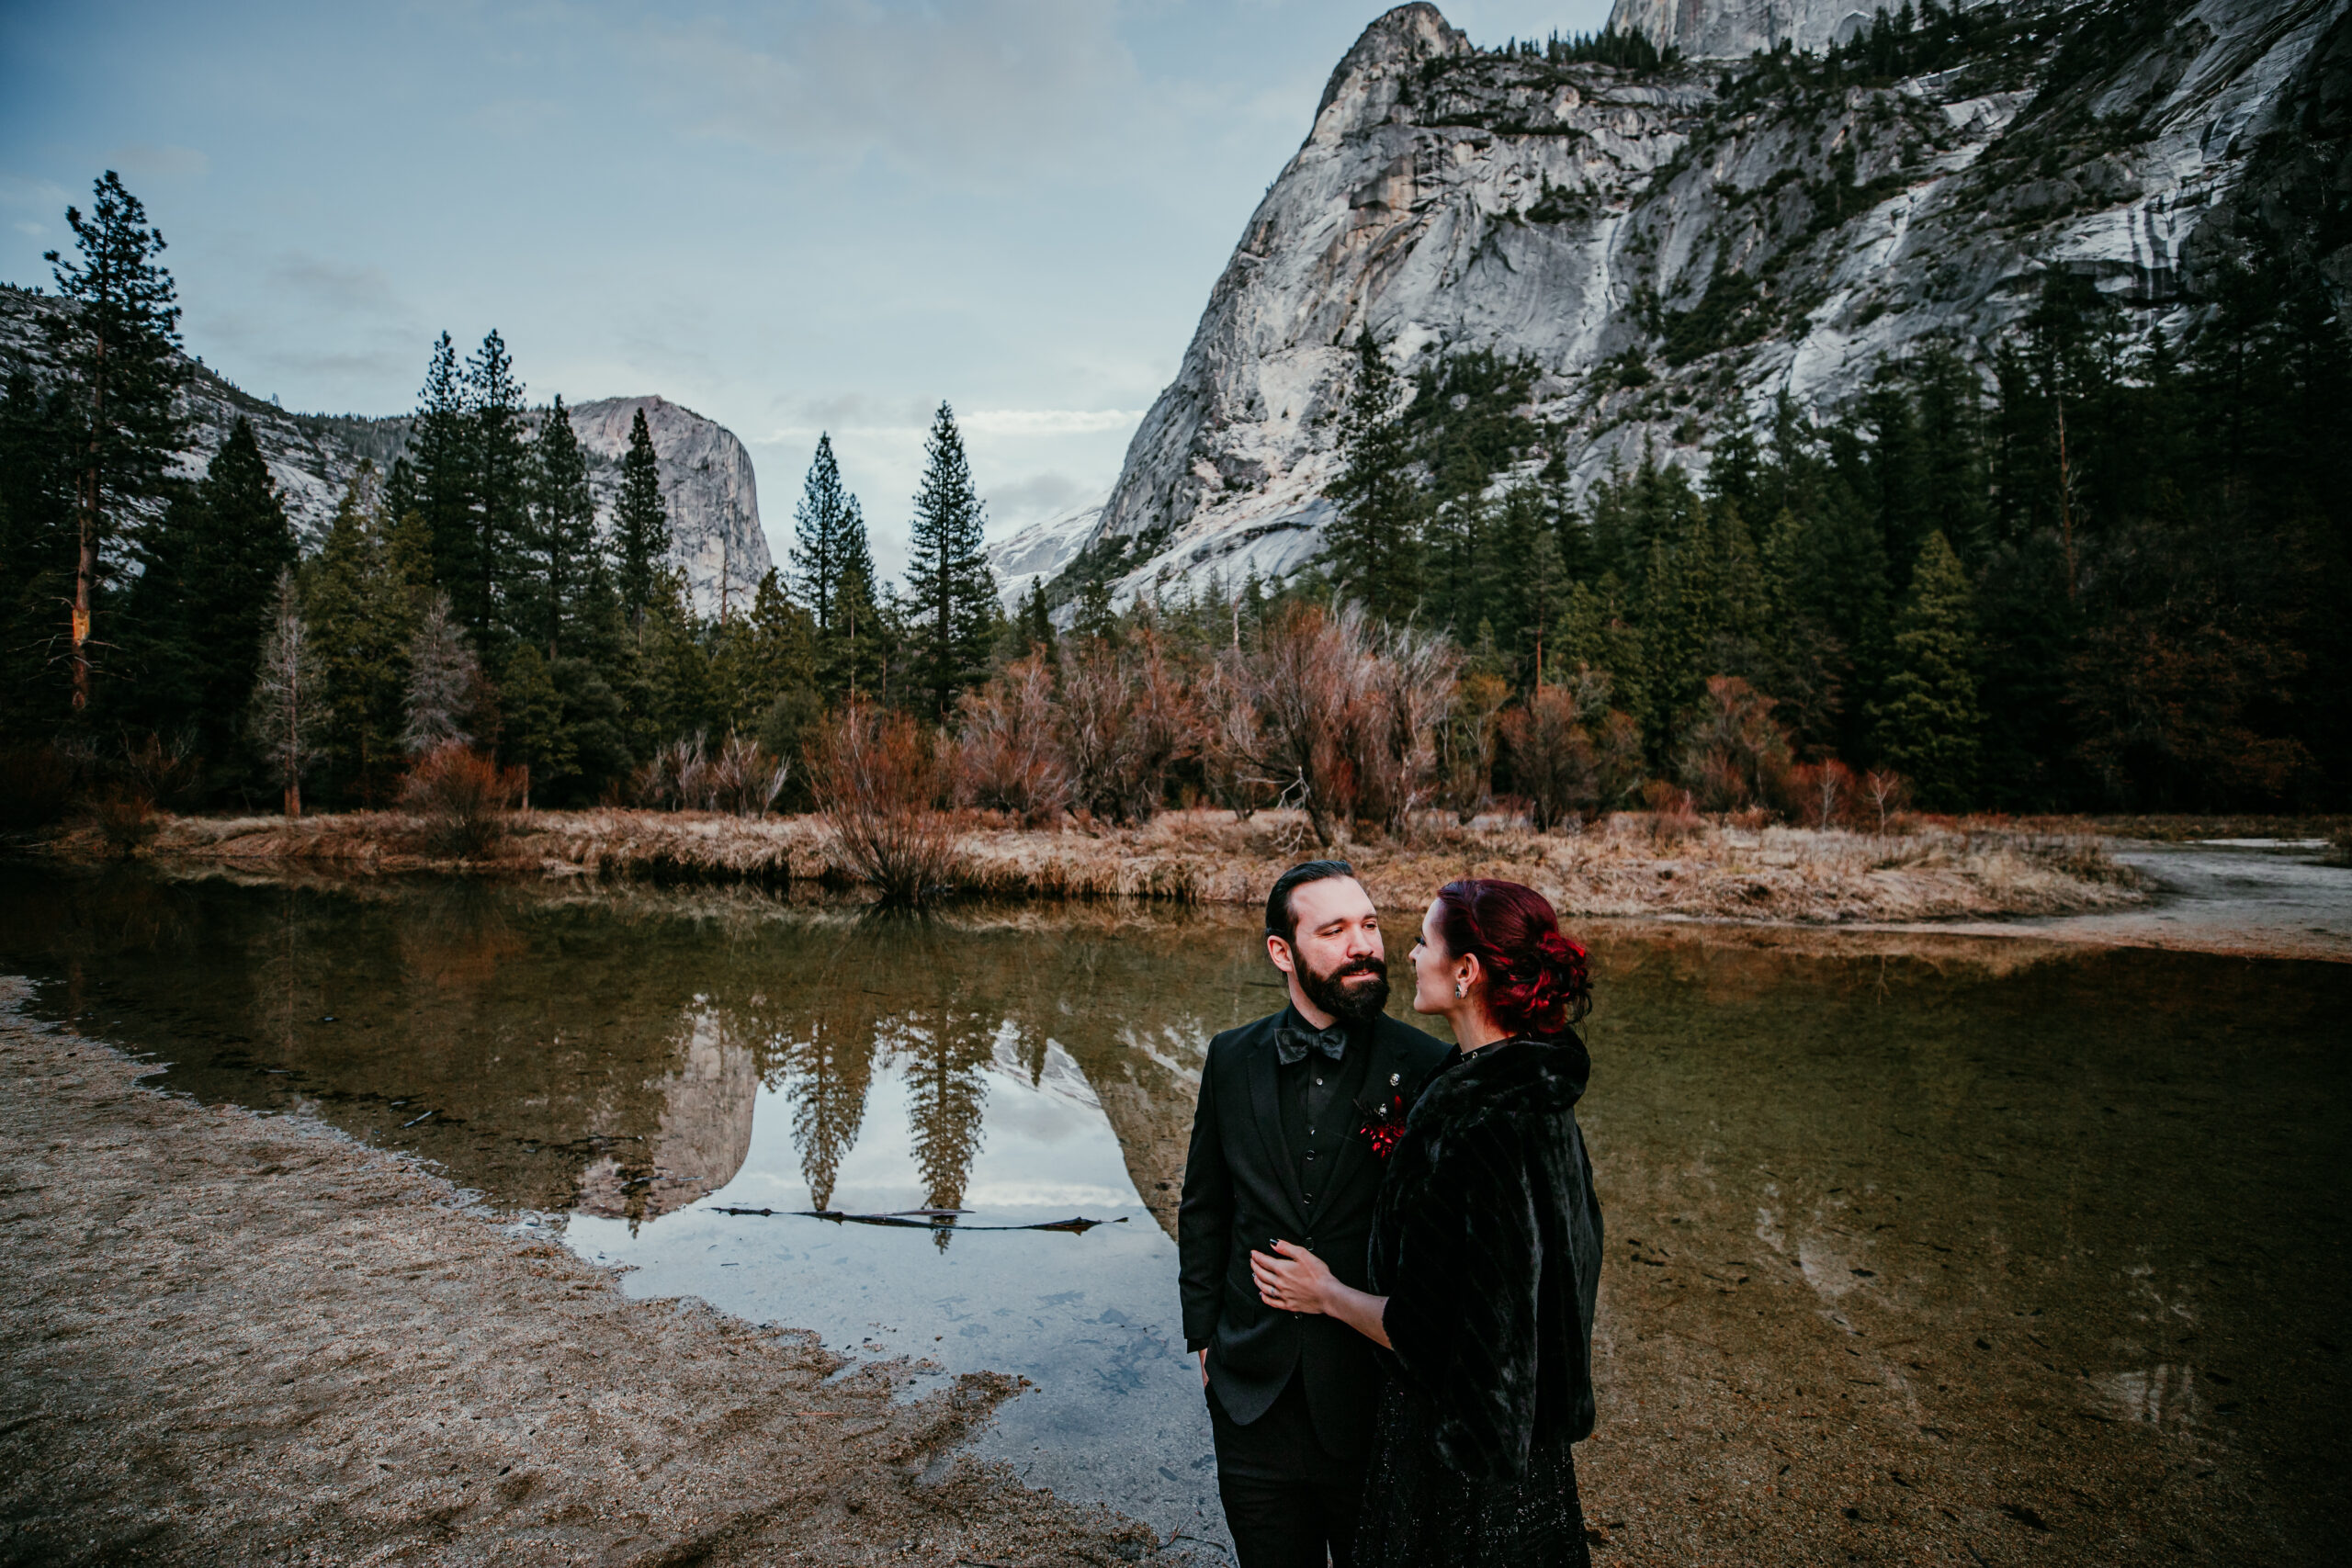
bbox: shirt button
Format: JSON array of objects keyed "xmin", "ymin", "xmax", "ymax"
[
  {"xmin": 1316, "ymin": 1077, "xmax": 1324, "ymax": 1086},
  {"xmin": 1306, "ymin": 1152, "xmax": 1317, "ymax": 1161}
]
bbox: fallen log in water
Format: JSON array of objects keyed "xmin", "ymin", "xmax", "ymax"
[{"xmin": 707, "ymin": 1205, "xmax": 1127, "ymax": 1235}]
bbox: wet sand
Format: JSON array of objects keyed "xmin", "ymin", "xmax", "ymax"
[{"xmin": 0, "ymin": 981, "xmax": 1165, "ymax": 1567}]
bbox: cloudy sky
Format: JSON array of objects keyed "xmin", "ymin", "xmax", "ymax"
[{"xmin": 3, "ymin": 0, "xmax": 1611, "ymax": 578}]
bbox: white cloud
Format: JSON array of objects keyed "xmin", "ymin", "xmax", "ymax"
[
  {"xmin": 960, "ymin": 408, "xmax": 1142, "ymax": 437},
  {"xmin": 634, "ymin": 0, "xmax": 1153, "ymax": 180}
]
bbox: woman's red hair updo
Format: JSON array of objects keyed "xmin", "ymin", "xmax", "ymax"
[{"xmin": 1432, "ymin": 878, "xmax": 1591, "ymax": 1037}]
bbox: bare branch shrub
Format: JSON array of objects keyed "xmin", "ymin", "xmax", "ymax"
[
  {"xmin": 1502, "ymin": 685, "xmax": 1599, "ymax": 832},
  {"xmin": 1347, "ymin": 619, "xmax": 1460, "ymax": 837},
  {"xmin": 1232, "ymin": 602, "xmax": 1368, "ymax": 845},
  {"xmin": 808, "ymin": 703, "xmax": 959, "ymax": 905},
  {"xmin": 1862, "ymin": 769, "xmax": 1912, "ymax": 833},
  {"xmin": 1057, "ymin": 630, "xmax": 1196, "ymax": 823},
  {"xmin": 1195, "ymin": 657, "xmax": 1272, "ymax": 819},
  {"xmin": 250, "ymin": 568, "xmax": 325, "ymax": 818},
  {"xmin": 636, "ymin": 730, "xmax": 788, "ymax": 815},
  {"xmin": 1437, "ymin": 671, "xmax": 1509, "ymax": 824},
  {"xmin": 954, "ymin": 654, "xmax": 1070, "ymax": 824},
  {"xmin": 1674, "ymin": 675, "xmax": 1792, "ymax": 812},
  {"xmin": 1640, "ymin": 778, "xmax": 1702, "ymax": 843},
  {"xmin": 401, "ymin": 742, "xmax": 526, "ymax": 858},
  {"xmin": 1783, "ymin": 759, "xmax": 1857, "ymax": 829}
]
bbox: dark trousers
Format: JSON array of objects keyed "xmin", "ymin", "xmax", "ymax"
[{"xmin": 1207, "ymin": 1370, "xmax": 1368, "ymax": 1568}]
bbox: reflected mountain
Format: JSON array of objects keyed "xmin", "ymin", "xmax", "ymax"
[{"xmin": 0, "ymin": 870, "xmax": 1263, "ymax": 1235}]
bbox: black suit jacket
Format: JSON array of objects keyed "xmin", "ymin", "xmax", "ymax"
[{"xmin": 1178, "ymin": 1005, "xmax": 1449, "ymax": 1458}]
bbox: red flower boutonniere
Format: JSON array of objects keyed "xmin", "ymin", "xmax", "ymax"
[{"xmin": 1358, "ymin": 1093, "xmax": 1408, "ymax": 1159}]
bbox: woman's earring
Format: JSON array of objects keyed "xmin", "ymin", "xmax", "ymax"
[{"xmin": 1453, "ymin": 979, "xmax": 1465, "ymax": 999}]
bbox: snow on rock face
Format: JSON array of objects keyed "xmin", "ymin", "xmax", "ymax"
[
  {"xmin": 1077, "ymin": 0, "xmax": 2341, "ymax": 609},
  {"xmin": 0, "ymin": 289, "xmax": 769, "ymax": 619},
  {"xmin": 985, "ymin": 502, "xmax": 1107, "ymax": 610}
]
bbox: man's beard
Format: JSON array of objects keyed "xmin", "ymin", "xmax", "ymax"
[{"xmin": 1297, "ymin": 952, "xmax": 1390, "ymax": 1026}]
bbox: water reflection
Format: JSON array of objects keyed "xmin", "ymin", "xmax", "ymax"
[
  {"xmin": 6, "ymin": 865, "xmax": 2346, "ymax": 1559},
  {"xmin": 0, "ymin": 869, "xmax": 1244, "ymax": 1240}
]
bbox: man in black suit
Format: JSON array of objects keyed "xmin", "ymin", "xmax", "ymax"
[{"xmin": 1179, "ymin": 860, "xmax": 1449, "ymax": 1568}]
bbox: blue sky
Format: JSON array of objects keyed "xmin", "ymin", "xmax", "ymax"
[{"xmin": 2, "ymin": 0, "xmax": 1611, "ymax": 577}]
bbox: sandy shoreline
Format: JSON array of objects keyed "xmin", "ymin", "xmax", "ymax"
[{"xmin": 0, "ymin": 982, "xmax": 1164, "ymax": 1567}]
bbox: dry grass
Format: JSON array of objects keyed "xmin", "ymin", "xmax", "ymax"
[{"xmin": 79, "ymin": 806, "xmax": 2153, "ymax": 925}]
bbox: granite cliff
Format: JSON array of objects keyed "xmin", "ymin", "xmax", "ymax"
[
  {"xmin": 0, "ymin": 288, "xmax": 771, "ymax": 618},
  {"xmin": 1042, "ymin": 0, "xmax": 2346, "ymax": 606}
]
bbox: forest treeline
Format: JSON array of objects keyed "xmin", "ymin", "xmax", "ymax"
[{"xmin": 4, "ymin": 170, "xmax": 2345, "ymax": 841}]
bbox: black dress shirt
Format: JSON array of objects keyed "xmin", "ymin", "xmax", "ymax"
[{"xmin": 1277, "ymin": 1020, "xmax": 1373, "ymax": 1215}]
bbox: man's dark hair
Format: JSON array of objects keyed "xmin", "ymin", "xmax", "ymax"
[{"xmin": 1265, "ymin": 859, "xmax": 1357, "ymax": 949}]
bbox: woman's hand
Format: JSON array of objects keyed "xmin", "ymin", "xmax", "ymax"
[
  {"xmin": 1251, "ymin": 1240, "xmax": 1394, "ymax": 1348},
  {"xmin": 1251, "ymin": 1239, "xmax": 1337, "ymax": 1314}
]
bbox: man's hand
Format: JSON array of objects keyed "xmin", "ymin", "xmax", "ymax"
[
  {"xmin": 1198, "ymin": 1348, "xmax": 1208, "ymax": 1388},
  {"xmin": 1250, "ymin": 1239, "xmax": 1336, "ymax": 1315}
]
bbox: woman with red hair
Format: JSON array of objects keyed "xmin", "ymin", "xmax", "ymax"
[{"xmin": 1250, "ymin": 878, "xmax": 1604, "ymax": 1567}]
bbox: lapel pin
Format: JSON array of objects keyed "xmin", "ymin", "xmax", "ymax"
[{"xmin": 1389, "ymin": 1072, "xmax": 1401, "ymax": 1086}]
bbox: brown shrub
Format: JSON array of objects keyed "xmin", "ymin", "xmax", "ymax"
[
  {"xmin": 1675, "ymin": 675, "xmax": 1792, "ymax": 812},
  {"xmin": 401, "ymin": 743, "xmax": 526, "ymax": 858},
  {"xmin": 1346, "ymin": 620, "xmax": 1458, "ymax": 838},
  {"xmin": 635, "ymin": 731, "xmax": 789, "ymax": 815},
  {"xmin": 808, "ymin": 704, "xmax": 959, "ymax": 905},
  {"xmin": 1783, "ymin": 759, "xmax": 1858, "ymax": 829},
  {"xmin": 79, "ymin": 786, "xmax": 161, "ymax": 855},
  {"xmin": 954, "ymin": 655, "xmax": 1071, "ymax": 825},
  {"xmin": 1860, "ymin": 769, "xmax": 1912, "ymax": 833},
  {"xmin": 1502, "ymin": 686, "xmax": 1599, "ymax": 832},
  {"xmin": 1437, "ymin": 671, "xmax": 1509, "ymax": 823},
  {"xmin": 1057, "ymin": 631, "xmax": 1194, "ymax": 823},
  {"xmin": 1639, "ymin": 779, "xmax": 1702, "ymax": 843}
]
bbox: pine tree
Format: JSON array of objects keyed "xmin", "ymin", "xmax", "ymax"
[
  {"xmin": 792, "ymin": 433, "xmax": 863, "ymax": 629},
  {"xmin": 127, "ymin": 417, "xmax": 296, "ymax": 768},
  {"xmin": 499, "ymin": 642, "xmax": 568, "ymax": 806},
  {"xmin": 44, "ymin": 171, "xmax": 187, "ymax": 713},
  {"xmin": 0, "ymin": 368, "xmax": 74, "ymax": 734},
  {"xmin": 614, "ymin": 405, "xmax": 671, "ymax": 635},
  {"xmin": 465, "ymin": 330, "xmax": 529, "ymax": 642},
  {"xmin": 1017, "ymin": 581, "xmax": 1057, "ymax": 656},
  {"xmin": 410, "ymin": 334, "xmax": 478, "ymax": 627},
  {"xmin": 1072, "ymin": 577, "xmax": 1118, "ymax": 644},
  {"xmin": 1324, "ymin": 334, "xmax": 1424, "ymax": 624},
  {"xmin": 250, "ymin": 568, "xmax": 324, "ymax": 817},
  {"xmin": 308, "ymin": 464, "xmax": 424, "ymax": 804},
  {"xmin": 819, "ymin": 560, "xmax": 888, "ymax": 705},
  {"xmin": 1871, "ymin": 530, "xmax": 1980, "ymax": 807},
  {"xmin": 901, "ymin": 402, "xmax": 996, "ymax": 716},
  {"xmin": 524, "ymin": 395, "xmax": 599, "ymax": 658}
]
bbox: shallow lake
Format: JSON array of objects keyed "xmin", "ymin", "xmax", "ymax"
[{"xmin": 3, "ymin": 863, "xmax": 2346, "ymax": 1561}]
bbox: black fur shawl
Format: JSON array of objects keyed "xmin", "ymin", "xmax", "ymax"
[{"xmin": 1369, "ymin": 1032, "xmax": 1603, "ymax": 1481}]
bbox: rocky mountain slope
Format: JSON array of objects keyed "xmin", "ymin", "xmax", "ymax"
[
  {"xmin": 0, "ymin": 288, "xmax": 770, "ymax": 617},
  {"xmin": 1051, "ymin": 0, "xmax": 2346, "ymax": 607}
]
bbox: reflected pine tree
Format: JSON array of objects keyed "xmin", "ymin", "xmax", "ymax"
[
  {"xmin": 893, "ymin": 1006, "xmax": 994, "ymax": 1249},
  {"xmin": 779, "ymin": 1014, "xmax": 876, "ymax": 1213}
]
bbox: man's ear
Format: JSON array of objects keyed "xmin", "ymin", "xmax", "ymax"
[{"xmin": 1266, "ymin": 933, "xmax": 1297, "ymax": 976}]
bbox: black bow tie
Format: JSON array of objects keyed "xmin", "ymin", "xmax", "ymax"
[{"xmin": 1276, "ymin": 1021, "xmax": 1350, "ymax": 1066}]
